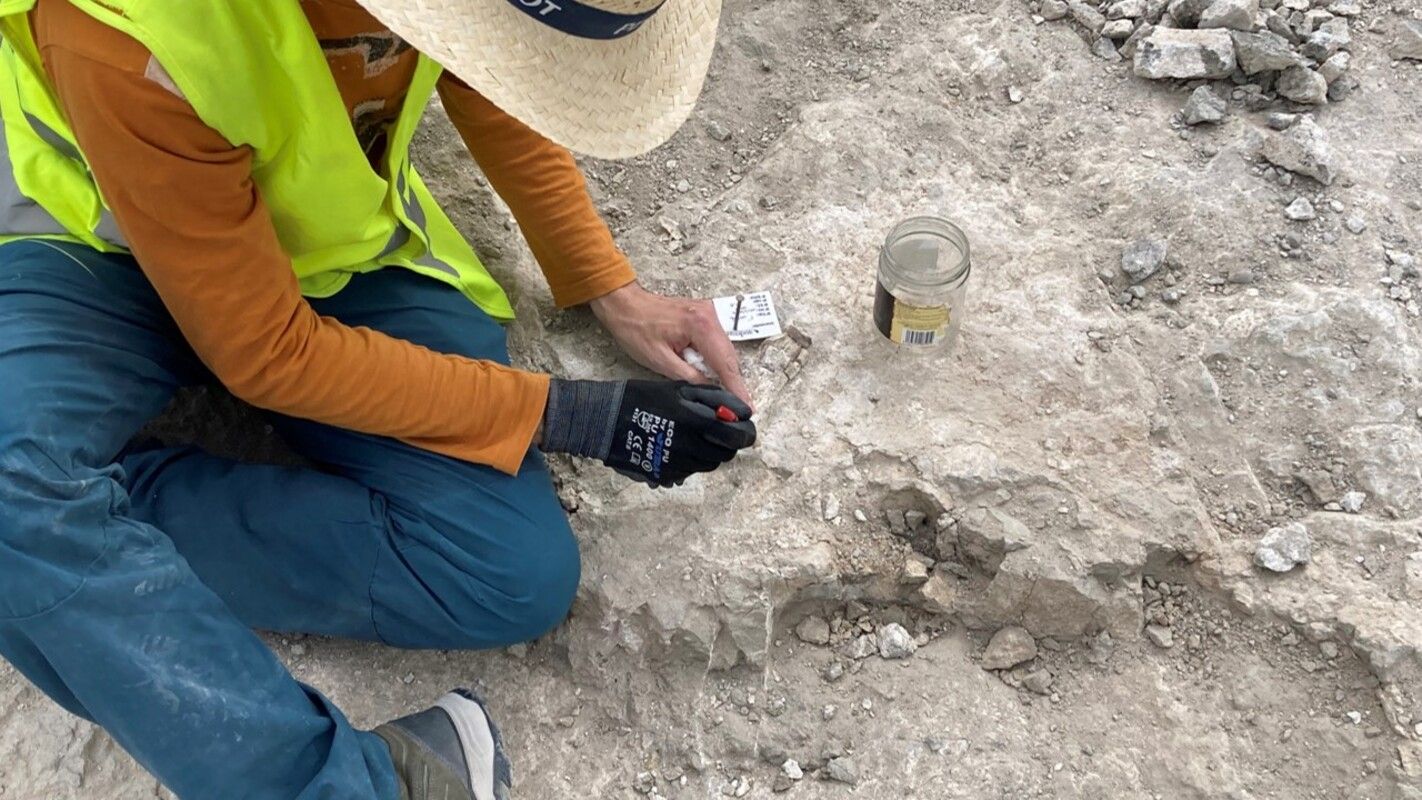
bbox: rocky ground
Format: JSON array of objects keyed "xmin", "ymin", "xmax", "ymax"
[{"xmin": 3, "ymin": 0, "xmax": 1422, "ymax": 797}]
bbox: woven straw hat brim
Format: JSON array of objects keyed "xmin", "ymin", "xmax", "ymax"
[{"xmin": 364, "ymin": 0, "xmax": 721, "ymax": 159}]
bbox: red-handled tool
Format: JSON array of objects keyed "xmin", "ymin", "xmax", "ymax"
[{"xmin": 715, "ymin": 405, "xmax": 739, "ymax": 422}]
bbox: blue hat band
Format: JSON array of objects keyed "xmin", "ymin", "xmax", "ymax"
[{"xmin": 503, "ymin": 0, "xmax": 667, "ymax": 40}]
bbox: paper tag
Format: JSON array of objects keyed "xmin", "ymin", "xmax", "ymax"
[{"xmin": 713, "ymin": 291, "xmax": 782, "ymax": 341}]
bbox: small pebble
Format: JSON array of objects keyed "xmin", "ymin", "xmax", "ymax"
[
  {"xmin": 1339, "ymin": 490, "xmax": 1366, "ymax": 513},
  {"xmin": 825, "ymin": 757, "xmax": 859, "ymax": 786},
  {"xmin": 705, "ymin": 120, "xmax": 732, "ymax": 141},
  {"xmin": 878, "ymin": 623, "xmax": 918, "ymax": 660},
  {"xmin": 1284, "ymin": 197, "xmax": 1317, "ymax": 221},
  {"xmin": 1266, "ymin": 113, "xmax": 1297, "ymax": 130},
  {"xmin": 796, "ymin": 616, "xmax": 831, "ymax": 646},
  {"xmin": 1145, "ymin": 625, "xmax": 1174, "ymax": 649}
]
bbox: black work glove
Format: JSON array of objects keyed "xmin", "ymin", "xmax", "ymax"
[{"xmin": 541, "ymin": 379, "xmax": 757, "ymax": 488}]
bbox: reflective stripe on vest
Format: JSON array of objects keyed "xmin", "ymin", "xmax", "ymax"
[
  {"xmin": 0, "ymin": 121, "xmax": 62, "ymax": 237},
  {"xmin": 0, "ymin": 113, "xmax": 126, "ymax": 248},
  {"xmin": 0, "ymin": 11, "xmax": 127, "ymax": 252},
  {"xmin": 393, "ymin": 167, "xmax": 458, "ymax": 279},
  {"xmin": 24, "ymin": 110, "xmax": 75, "ymax": 159}
]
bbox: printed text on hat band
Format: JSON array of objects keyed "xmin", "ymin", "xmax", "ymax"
[{"xmin": 503, "ymin": 0, "xmax": 667, "ymax": 40}]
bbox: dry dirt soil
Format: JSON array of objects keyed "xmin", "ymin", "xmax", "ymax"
[{"xmin": 4, "ymin": 0, "xmax": 1422, "ymax": 798}]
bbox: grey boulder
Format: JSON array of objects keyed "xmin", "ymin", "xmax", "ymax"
[
  {"xmin": 1198, "ymin": 0, "xmax": 1258, "ymax": 31},
  {"xmin": 1260, "ymin": 115, "xmax": 1336, "ymax": 184},
  {"xmin": 1300, "ymin": 18, "xmax": 1351, "ymax": 61},
  {"xmin": 1166, "ymin": 0, "xmax": 1213, "ymax": 26},
  {"xmin": 1134, "ymin": 28, "xmax": 1238, "ymax": 79},
  {"xmin": 1393, "ymin": 18, "xmax": 1422, "ymax": 60},
  {"xmin": 982, "ymin": 626, "xmax": 1039, "ymax": 670},
  {"xmin": 1182, "ymin": 85, "xmax": 1228, "ymax": 124},
  {"xmin": 1230, "ymin": 30, "xmax": 1304, "ymax": 73},
  {"xmin": 1276, "ymin": 65, "xmax": 1328, "ymax": 105},
  {"xmin": 1255, "ymin": 522, "xmax": 1311, "ymax": 573}
]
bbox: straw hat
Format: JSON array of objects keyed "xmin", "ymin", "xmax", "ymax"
[{"xmin": 361, "ymin": 0, "xmax": 722, "ymax": 159}]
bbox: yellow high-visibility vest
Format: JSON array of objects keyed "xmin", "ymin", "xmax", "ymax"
[{"xmin": 0, "ymin": 0, "xmax": 514, "ymax": 319}]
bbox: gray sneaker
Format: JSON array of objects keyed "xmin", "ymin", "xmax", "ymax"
[{"xmin": 374, "ymin": 689, "xmax": 512, "ymax": 800}]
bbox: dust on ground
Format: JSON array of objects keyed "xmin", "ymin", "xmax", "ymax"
[{"xmin": 3, "ymin": 0, "xmax": 1421, "ymax": 797}]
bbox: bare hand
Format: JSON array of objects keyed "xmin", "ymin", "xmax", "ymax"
[{"xmin": 589, "ymin": 282, "xmax": 753, "ymax": 408}]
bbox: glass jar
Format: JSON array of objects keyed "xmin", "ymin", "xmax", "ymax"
[{"xmin": 873, "ymin": 216, "xmax": 971, "ymax": 349}]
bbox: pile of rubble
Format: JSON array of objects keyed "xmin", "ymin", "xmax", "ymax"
[{"xmin": 1032, "ymin": 0, "xmax": 1422, "ymax": 121}]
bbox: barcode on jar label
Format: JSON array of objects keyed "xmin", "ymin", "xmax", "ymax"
[{"xmin": 874, "ymin": 279, "xmax": 951, "ymax": 347}]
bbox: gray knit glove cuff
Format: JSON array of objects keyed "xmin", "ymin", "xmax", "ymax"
[{"xmin": 541, "ymin": 379, "xmax": 625, "ymax": 461}]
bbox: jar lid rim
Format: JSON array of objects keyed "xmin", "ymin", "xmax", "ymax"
[{"xmin": 882, "ymin": 216, "xmax": 972, "ymax": 286}]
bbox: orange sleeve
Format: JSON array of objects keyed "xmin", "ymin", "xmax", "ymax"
[
  {"xmin": 438, "ymin": 75, "xmax": 637, "ymax": 308},
  {"xmin": 36, "ymin": 19, "xmax": 547, "ymax": 474}
]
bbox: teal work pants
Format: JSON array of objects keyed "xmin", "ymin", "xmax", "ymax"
[{"xmin": 0, "ymin": 241, "xmax": 578, "ymax": 798}]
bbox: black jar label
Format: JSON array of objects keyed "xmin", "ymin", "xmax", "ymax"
[{"xmin": 874, "ymin": 279, "xmax": 949, "ymax": 346}]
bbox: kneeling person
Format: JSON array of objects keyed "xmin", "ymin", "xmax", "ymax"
[{"xmin": 0, "ymin": 0, "xmax": 743, "ymax": 797}]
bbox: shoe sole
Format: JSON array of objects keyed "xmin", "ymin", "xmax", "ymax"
[{"xmin": 435, "ymin": 691, "xmax": 511, "ymax": 800}]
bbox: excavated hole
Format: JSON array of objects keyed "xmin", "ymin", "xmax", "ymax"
[{"xmin": 875, "ymin": 486, "xmax": 951, "ymax": 562}]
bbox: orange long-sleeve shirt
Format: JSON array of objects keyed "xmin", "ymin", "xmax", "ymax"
[{"xmin": 30, "ymin": 0, "xmax": 636, "ymax": 474}]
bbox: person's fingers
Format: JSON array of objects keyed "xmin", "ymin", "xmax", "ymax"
[
  {"xmin": 676, "ymin": 391, "xmax": 723, "ymax": 424},
  {"xmin": 704, "ymin": 420, "xmax": 757, "ymax": 451},
  {"xmin": 718, "ymin": 369, "xmax": 753, "ymax": 412},
  {"xmin": 681, "ymin": 385, "xmax": 753, "ymax": 420},
  {"xmin": 614, "ymin": 467, "xmax": 654, "ymax": 486},
  {"xmin": 705, "ymin": 443, "xmax": 739, "ymax": 464},
  {"xmin": 618, "ymin": 466, "xmax": 688, "ymax": 489},
  {"xmin": 658, "ymin": 470, "xmax": 693, "ymax": 488},
  {"xmin": 679, "ymin": 454, "xmax": 721, "ymax": 474},
  {"xmin": 645, "ymin": 343, "xmax": 709, "ymax": 385},
  {"xmin": 676, "ymin": 387, "xmax": 757, "ymax": 450},
  {"xmin": 689, "ymin": 310, "xmax": 754, "ymax": 410},
  {"xmin": 674, "ymin": 391, "xmax": 756, "ymax": 450},
  {"xmin": 686, "ymin": 444, "xmax": 736, "ymax": 466}
]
